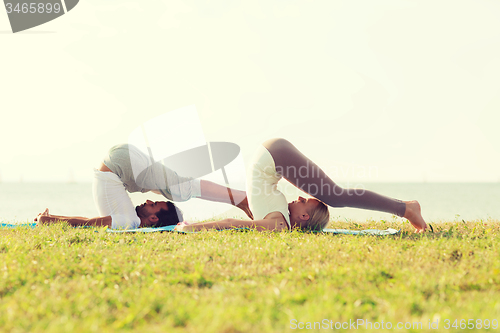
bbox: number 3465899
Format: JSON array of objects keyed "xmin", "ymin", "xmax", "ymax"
[{"xmin": 5, "ymin": 3, "xmax": 62, "ymax": 14}]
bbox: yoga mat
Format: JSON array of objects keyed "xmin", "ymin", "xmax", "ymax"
[
  {"xmin": 321, "ymin": 228, "xmax": 399, "ymax": 235},
  {"xmin": 0, "ymin": 223, "xmax": 178, "ymax": 232},
  {"xmin": 106, "ymin": 225, "xmax": 177, "ymax": 233},
  {"xmin": 0, "ymin": 223, "xmax": 37, "ymax": 228},
  {"xmin": 1, "ymin": 223, "xmax": 399, "ymax": 235},
  {"xmin": 107, "ymin": 226, "xmax": 400, "ymax": 235}
]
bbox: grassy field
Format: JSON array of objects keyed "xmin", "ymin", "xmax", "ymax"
[{"xmin": 1, "ymin": 219, "xmax": 500, "ymax": 332}]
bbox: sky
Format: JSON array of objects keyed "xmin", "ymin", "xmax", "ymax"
[{"xmin": 1, "ymin": 0, "xmax": 500, "ymax": 185}]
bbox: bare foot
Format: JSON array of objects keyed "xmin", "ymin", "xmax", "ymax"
[
  {"xmin": 236, "ymin": 197, "xmax": 254, "ymax": 220},
  {"xmin": 34, "ymin": 208, "xmax": 49, "ymax": 222},
  {"xmin": 403, "ymin": 201, "xmax": 427, "ymax": 233}
]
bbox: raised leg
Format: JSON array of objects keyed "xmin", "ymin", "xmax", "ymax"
[
  {"xmin": 264, "ymin": 138, "xmax": 427, "ymax": 232},
  {"xmin": 199, "ymin": 180, "xmax": 253, "ymax": 219}
]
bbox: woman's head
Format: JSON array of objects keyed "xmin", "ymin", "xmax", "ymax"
[
  {"xmin": 307, "ymin": 200, "xmax": 329, "ymax": 230},
  {"xmin": 288, "ymin": 196, "xmax": 330, "ymax": 231}
]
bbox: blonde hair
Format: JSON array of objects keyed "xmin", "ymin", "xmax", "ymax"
[{"xmin": 306, "ymin": 199, "xmax": 330, "ymax": 231}]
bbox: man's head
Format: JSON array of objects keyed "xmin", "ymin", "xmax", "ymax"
[
  {"xmin": 136, "ymin": 200, "xmax": 183, "ymax": 227},
  {"xmin": 288, "ymin": 196, "xmax": 329, "ymax": 230}
]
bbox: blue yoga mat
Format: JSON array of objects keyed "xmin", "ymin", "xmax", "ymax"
[
  {"xmin": 1, "ymin": 223, "xmax": 399, "ymax": 235},
  {"xmin": 0, "ymin": 223, "xmax": 37, "ymax": 228},
  {"xmin": 321, "ymin": 228, "xmax": 399, "ymax": 235}
]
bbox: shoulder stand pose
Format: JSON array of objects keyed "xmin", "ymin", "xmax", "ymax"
[
  {"xmin": 35, "ymin": 144, "xmax": 253, "ymax": 229},
  {"xmin": 175, "ymin": 138, "xmax": 427, "ymax": 233}
]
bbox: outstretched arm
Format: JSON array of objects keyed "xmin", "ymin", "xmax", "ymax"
[
  {"xmin": 35, "ymin": 209, "xmax": 112, "ymax": 228},
  {"xmin": 175, "ymin": 212, "xmax": 286, "ymax": 232}
]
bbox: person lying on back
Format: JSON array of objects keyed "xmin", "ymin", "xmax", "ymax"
[{"xmin": 35, "ymin": 144, "xmax": 253, "ymax": 229}]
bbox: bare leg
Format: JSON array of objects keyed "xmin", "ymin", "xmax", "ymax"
[
  {"xmin": 199, "ymin": 180, "xmax": 253, "ymax": 219},
  {"xmin": 264, "ymin": 138, "xmax": 427, "ymax": 232}
]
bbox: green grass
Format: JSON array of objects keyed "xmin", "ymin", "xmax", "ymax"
[{"xmin": 1, "ymin": 219, "xmax": 500, "ymax": 332}]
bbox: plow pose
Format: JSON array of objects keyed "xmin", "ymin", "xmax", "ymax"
[
  {"xmin": 175, "ymin": 138, "xmax": 427, "ymax": 233},
  {"xmin": 36, "ymin": 144, "xmax": 252, "ymax": 229}
]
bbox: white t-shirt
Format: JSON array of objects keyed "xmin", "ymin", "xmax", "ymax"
[
  {"xmin": 247, "ymin": 145, "xmax": 291, "ymax": 230},
  {"xmin": 93, "ymin": 144, "xmax": 202, "ymax": 229},
  {"xmin": 93, "ymin": 169, "xmax": 141, "ymax": 229}
]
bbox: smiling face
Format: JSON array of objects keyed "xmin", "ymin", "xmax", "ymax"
[
  {"xmin": 136, "ymin": 200, "xmax": 169, "ymax": 227},
  {"xmin": 288, "ymin": 196, "xmax": 320, "ymax": 228}
]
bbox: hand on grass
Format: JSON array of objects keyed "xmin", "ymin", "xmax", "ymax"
[
  {"xmin": 34, "ymin": 208, "xmax": 50, "ymax": 223},
  {"xmin": 174, "ymin": 221, "xmax": 193, "ymax": 232}
]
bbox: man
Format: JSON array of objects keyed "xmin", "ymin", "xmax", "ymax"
[
  {"xmin": 35, "ymin": 200, "xmax": 181, "ymax": 228},
  {"xmin": 35, "ymin": 144, "xmax": 253, "ymax": 229}
]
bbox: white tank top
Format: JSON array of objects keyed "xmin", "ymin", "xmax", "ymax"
[{"xmin": 247, "ymin": 145, "xmax": 291, "ymax": 229}]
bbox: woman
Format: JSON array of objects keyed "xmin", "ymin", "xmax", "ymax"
[{"xmin": 175, "ymin": 138, "xmax": 427, "ymax": 233}]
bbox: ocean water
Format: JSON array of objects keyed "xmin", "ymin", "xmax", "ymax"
[{"xmin": 0, "ymin": 182, "xmax": 499, "ymax": 224}]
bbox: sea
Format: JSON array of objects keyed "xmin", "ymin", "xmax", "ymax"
[{"xmin": 1, "ymin": 182, "xmax": 499, "ymax": 224}]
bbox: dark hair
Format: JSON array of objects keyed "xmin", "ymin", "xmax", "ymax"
[{"xmin": 154, "ymin": 201, "xmax": 184, "ymax": 227}]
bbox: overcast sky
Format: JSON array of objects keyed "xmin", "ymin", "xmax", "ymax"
[{"xmin": 1, "ymin": 0, "xmax": 499, "ymax": 185}]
